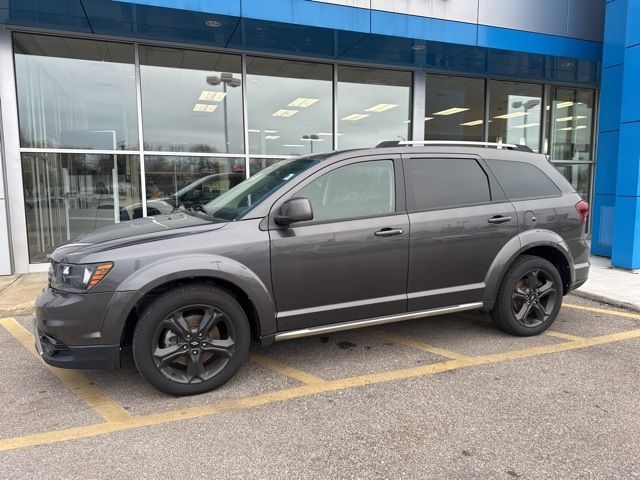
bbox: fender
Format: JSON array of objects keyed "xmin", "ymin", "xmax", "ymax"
[
  {"xmin": 482, "ymin": 229, "xmax": 573, "ymax": 309},
  {"xmin": 112, "ymin": 254, "xmax": 277, "ymax": 337}
]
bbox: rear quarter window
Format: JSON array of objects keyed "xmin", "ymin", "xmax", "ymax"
[{"xmin": 486, "ymin": 159, "xmax": 561, "ymax": 200}]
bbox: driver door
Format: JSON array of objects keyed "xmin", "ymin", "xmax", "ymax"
[{"xmin": 269, "ymin": 155, "xmax": 409, "ymax": 331}]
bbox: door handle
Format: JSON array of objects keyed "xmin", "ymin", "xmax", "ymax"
[
  {"xmin": 487, "ymin": 215, "xmax": 512, "ymax": 224},
  {"xmin": 374, "ymin": 228, "xmax": 404, "ymax": 237}
]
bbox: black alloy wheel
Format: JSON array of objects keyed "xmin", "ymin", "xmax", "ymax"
[
  {"xmin": 491, "ymin": 255, "xmax": 563, "ymax": 336},
  {"xmin": 510, "ymin": 269, "xmax": 558, "ymax": 328},
  {"xmin": 152, "ymin": 305, "xmax": 236, "ymax": 384},
  {"xmin": 133, "ymin": 284, "xmax": 250, "ymax": 396}
]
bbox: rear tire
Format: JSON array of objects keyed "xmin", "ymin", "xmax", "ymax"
[
  {"xmin": 133, "ymin": 284, "xmax": 250, "ymax": 396},
  {"xmin": 490, "ymin": 255, "xmax": 563, "ymax": 336}
]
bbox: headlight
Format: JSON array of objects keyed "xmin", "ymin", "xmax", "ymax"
[{"xmin": 49, "ymin": 261, "xmax": 113, "ymax": 293}]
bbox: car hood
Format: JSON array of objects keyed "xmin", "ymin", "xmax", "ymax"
[{"xmin": 51, "ymin": 213, "xmax": 227, "ymax": 263}]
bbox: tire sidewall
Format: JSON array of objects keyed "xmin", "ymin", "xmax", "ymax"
[
  {"xmin": 498, "ymin": 257, "xmax": 563, "ymax": 336},
  {"xmin": 133, "ymin": 285, "xmax": 250, "ymax": 396}
]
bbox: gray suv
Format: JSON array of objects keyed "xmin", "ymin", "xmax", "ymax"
[{"xmin": 35, "ymin": 141, "xmax": 590, "ymax": 396}]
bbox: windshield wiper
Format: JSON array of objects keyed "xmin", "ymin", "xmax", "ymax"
[{"xmin": 186, "ymin": 203, "xmax": 209, "ymax": 215}]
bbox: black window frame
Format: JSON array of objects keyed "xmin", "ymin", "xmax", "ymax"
[{"xmin": 401, "ymin": 154, "xmax": 505, "ymax": 213}]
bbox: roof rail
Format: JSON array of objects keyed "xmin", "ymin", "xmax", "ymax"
[{"xmin": 375, "ymin": 140, "xmax": 533, "ymax": 153}]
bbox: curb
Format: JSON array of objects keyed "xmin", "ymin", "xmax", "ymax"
[{"xmin": 571, "ymin": 289, "xmax": 640, "ymax": 313}]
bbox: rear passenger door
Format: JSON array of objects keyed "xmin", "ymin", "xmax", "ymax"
[{"xmin": 402, "ymin": 154, "xmax": 517, "ymax": 311}]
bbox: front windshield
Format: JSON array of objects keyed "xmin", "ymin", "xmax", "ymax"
[{"xmin": 203, "ymin": 156, "xmax": 324, "ymax": 221}]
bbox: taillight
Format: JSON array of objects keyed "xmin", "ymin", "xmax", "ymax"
[{"xmin": 575, "ymin": 200, "xmax": 589, "ymax": 224}]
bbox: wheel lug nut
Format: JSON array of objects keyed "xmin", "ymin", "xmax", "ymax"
[
  {"xmin": 182, "ymin": 345, "xmax": 187, "ymax": 350},
  {"xmin": 192, "ymin": 350, "xmax": 198, "ymax": 355},
  {"xmin": 198, "ymin": 333, "xmax": 203, "ymax": 338},
  {"xmin": 186, "ymin": 334, "xmax": 191, "ymax": 340}
]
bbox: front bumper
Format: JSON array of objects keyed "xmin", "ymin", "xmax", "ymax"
[
  {"xmin": 35, "ymin": 286, "xmax": 141, "ymax": 370},
  {"xmin": 34, "ymin": 320, "xmax": 120, "ymax": 369}
]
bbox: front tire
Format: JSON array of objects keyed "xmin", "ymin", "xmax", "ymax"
[
  {"xmin": 133, "ymin": 284, "xmax": 250, "ymax": 396},
  {"xmin": 491, "ymin": 255, "xmax": 563, "ymax": 336}
]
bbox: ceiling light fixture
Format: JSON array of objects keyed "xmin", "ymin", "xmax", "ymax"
[
  {"xmin": 199, "ymin": 91, "xmax": 227, "ymax": 101},
  {"xmin": 288, "ymin": 97, "xmax": 319, "ymax": 108},
  {"xmin": 424, "ymin": 117, "xmax": 434, "ymax": 122},
  {"xmin": 341, "ymin": 113, "xmax": 370, "ymax": 121},
  {"xmin": 412, "ymin": 44, "xmax": 426, "ymax": 51},
  {"xmin": 460, "ymin": 120, "xmax": 483, "ymax": 126},
  {"xmin": 272, "ymin": 109, "xmax": 298, "ymax": 117},
  {"xmin": 283, "ymin": 144, "xmax": 304, "ymax": 147},
  {"xmin": 193, "ymin": 103, "xmax": 217, "ymax": 112},
  {"xmin": 556, "ymin": 115, "xmax": 587, "ymax": 122},
  {"xmin": 555, "ymin": 101, "xmax": 574, "ymax": 109},
  {"xmin": 433, "ymin": 107, "xmax": 469, "ymax": 116},
  {"xmin": 265, "ymin": 135, "xmax": 280, "ymax": 140},
  {"xmin": 365, "ymin": 103, "xmax": 398, "ymax": 112},
  {"xmin": 494, "ymin": 111, "xmax": 529, "ymax": 119},
  {"xmin": 512, "ymin": 122, "xmax": 540, "ymax": 129},
  {"xmin": 205, "ymin": 20, "xmax": 221, "ymax": 28}
]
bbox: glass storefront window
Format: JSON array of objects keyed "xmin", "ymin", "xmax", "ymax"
[
  {"xmin": 488, "ymin": 81, "xmax": 543, "ymax": 152},
  {"xmin": 249, "ymin": 157, "xmax": 285, "ymax": 174},
  {"xmin": 246, "ymin": 57, "xmax": 333, "ymax": 156},
  {"xmin": 21, "ymin": 153, "xmax": 141, "ymax": 263},
  {"xmin": 548, "ymin": 88, "xmax": 594, "ymax": 161},
  {"xmin": 553, "ymin": 163, "xmax": 592, "ymax": 202},
  {"xmin": 425, "ymin": 75, "xmax": 485, "ymax": 141},
  {"xmin": 139, "ymin": 46, "xmax": 244, "ymax": 154},
  {"xmin": 14, "ymin": 34, "xmax": 138, "ymax": 150},
  {"xmin": 143, "ymin": 156, "xmax": 245, "ymax": 211},
  {"xmin": 337, "ymin": 66, "xmax": 412, "ymax": 149}
]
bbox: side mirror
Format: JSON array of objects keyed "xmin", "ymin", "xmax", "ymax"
[{"xmin": 274, "ymin": 197, "xmax": 313, "ymax": 226}]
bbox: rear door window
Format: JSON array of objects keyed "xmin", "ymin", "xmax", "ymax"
[
  {"xmin": 486, "ymin": 159, "xmax": 561, "ymax": 200},
  {"xmin": 403, "ymin": 158, "xmax": 492, "ymax": 211}
]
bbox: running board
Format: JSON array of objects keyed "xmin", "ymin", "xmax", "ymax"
[{"xmin": 274, "ymin": 302, "xmax": 484, "ymax": 342}]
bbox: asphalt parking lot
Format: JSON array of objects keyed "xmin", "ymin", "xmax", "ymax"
[{"xmin": 1, "ymin": 294, "xmax": 640, "ymax": 479}]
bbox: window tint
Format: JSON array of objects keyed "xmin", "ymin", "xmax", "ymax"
[
  {"xmin": 486, "ymin": 160, "xmax": 561, "ymax": 200},
  {"xmin": 404, "ymin": 158, "xmax": 491, "ymax": 211},
  {"xmin": 296, "ymin": 160, "xmax": 395, "ymax": 222}
]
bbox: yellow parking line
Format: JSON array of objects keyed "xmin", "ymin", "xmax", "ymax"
[
  {"xmin": 564, "ymin": 303, "xmax": 640, "ymax": 321},
  {"xmin": 4, "ymin": 324, "xmax": 640, "ymax": 453},
  {"xmin": 368, "ymin": 329, "xmax": 472, "ymax": 360},
  {"xmin": 545, "ymin": 331, "xmax": 585, "ymax": 341},
  {"xmin": 0, "ymin": 318, "xmax": 131, "ymax": 423},
  {"xmin": 249, "ymin": 352, "xmax": 326, "ymax": 385}
]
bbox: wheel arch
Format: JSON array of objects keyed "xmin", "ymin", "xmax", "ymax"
[
  {"xmin": 483, "ymin": 230, "xmax": 573, "ymax": 309},
  {"xmin": 113, "ymin": 255, "xmax": 276, "ymax": 348}
]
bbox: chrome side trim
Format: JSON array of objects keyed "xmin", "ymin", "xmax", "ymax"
[
  {"xmin": 277, "ymin": 293, "xmax": 407, "ymax": 319},
  {"xmin": 407, "ymin": 283, "xmax": 485, "ymax": 299},
  {"xmin": 274, "ymin": 302, "xmax": 483, "ymax": 342}
]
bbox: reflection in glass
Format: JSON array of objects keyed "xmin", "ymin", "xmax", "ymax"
[
  {"xmin": 139, "ymin": 46, "xmax": 244, "ymax": 153},
  {"xmin": 337, "ymin": 66, "xmax": 411, "ymax": 149},
  {"xmin": 21, "ymin": 153, "xmax": 141, "ymax": 263},
  {"xmin": 246, "ymin": 57, "xmax": 332, "ymax": 156},
  {"xmin": 425, "ymin": 75, "xmax": 485, "ymax": 141},
  {"xmin": 14, "ymin": 33, "xmax": 138, "ymax": 150},
  {"xmin": 488, "ymin": 81, "xmax": 542, "ymax": 152},
  {"xmin": 553, "ymin": 163, "xmax": 592, "ymax": 202},
  {"xmin": 143, "ymin": 156, "xmax": 245, "ymax": 212},
  {"xmin": 548, "ymin": 88, "xmax": 594, "ymax": 161},
  {"xmin": 249, "ymin": 157, "xmax": 285, "ymax": 175}
]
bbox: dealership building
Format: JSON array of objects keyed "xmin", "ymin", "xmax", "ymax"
[{"xmin": 0, "ymin": 0, "xmax": 636, "ymax": 274}]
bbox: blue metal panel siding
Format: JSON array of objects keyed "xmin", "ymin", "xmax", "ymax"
[
  {"xmin": 594, "ymin": 0, "xmax": 640, "ymax": 269},
  {"xmin": 241, "ymin": 0, "xmax": 370, "ymax": 33},
  {"xmin": 369, "ymin": 10, "xmax": 477, "ymax": 46},
  {"xmin": 0, "ymin": 0, "xmax": 603, "ymax": 62},
  {"xmin": 599, "ymin": 65, "xmax": 624, "ymax": 132}
]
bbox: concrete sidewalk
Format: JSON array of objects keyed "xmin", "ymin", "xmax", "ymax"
[{"xmin": 0, "ymin": 255, "xmax": 638, "ymax": 317}]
